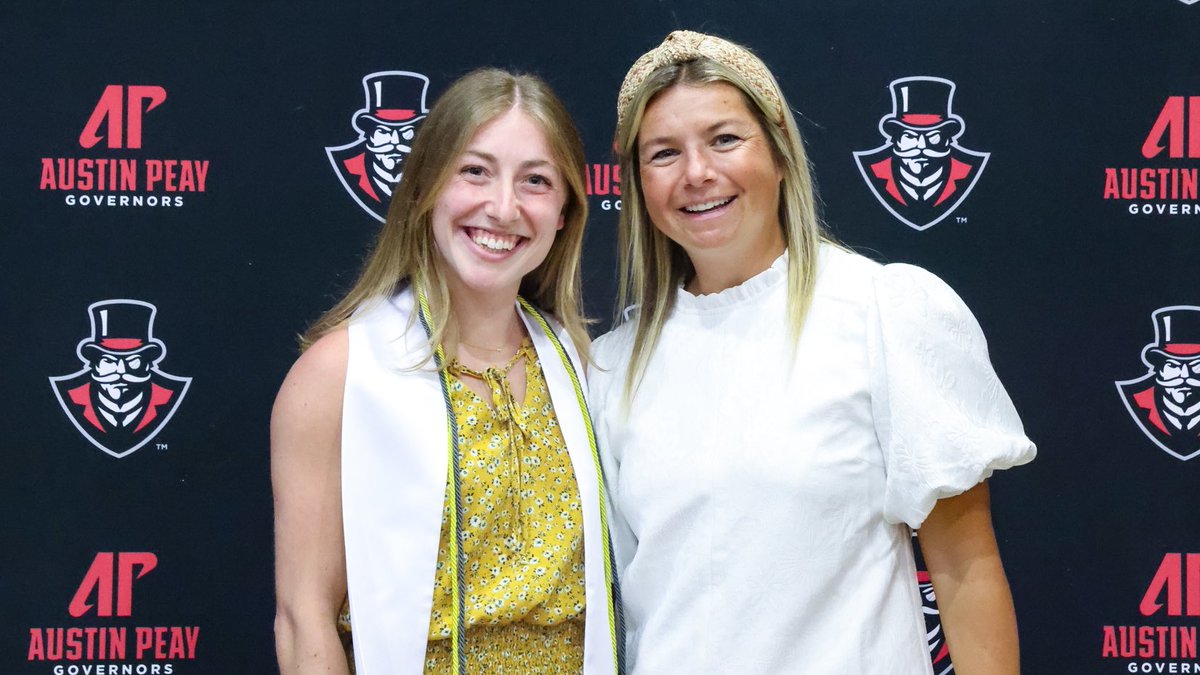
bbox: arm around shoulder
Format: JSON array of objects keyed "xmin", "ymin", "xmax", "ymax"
[{"xmin": 271, "ymin": 329, "xmax": 351, "ymax": 675}]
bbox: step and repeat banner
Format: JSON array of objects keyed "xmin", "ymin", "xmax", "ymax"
[{"xmin": 3, "ymin": 2, "xmax": 1198, "ymax": 673}]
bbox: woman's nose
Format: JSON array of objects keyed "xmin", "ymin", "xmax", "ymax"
[
  {"xmin": 487, "ymin": 181, "xmax": 520, "ymax": 223},
  {"xmin": 683, "ymin": 151, "xmax": 715, "ymax": 186}
]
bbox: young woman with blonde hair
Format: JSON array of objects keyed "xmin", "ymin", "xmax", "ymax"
[{"xmin": 273, "ymin": 68, "xmax": 621, "ymax": 675}]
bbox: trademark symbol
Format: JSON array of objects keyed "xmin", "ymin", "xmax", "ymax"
[
  {"xmin": 956, "ymin": 216, "xmax": 968, "ymax": 224},
  {"xmin": 156, "ymin": 443, "xmax": 168, "ymax": 451}
]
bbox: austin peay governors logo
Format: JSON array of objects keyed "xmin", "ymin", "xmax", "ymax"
[
  {"xmin": 39, "ymin": 85, "xmax": 210, "ymax": 209},
  {"xmin": 1104, "ymin": 96, "xmax": 1200, "ymax": 216},
  {"xmin": 1100, "ymin": 552, "xmax": 1200, "ymax": 669},
  {"xmin": 854, "ymin": 76, "xmax": 989, "ymax": 231},
  {"xmin": 588, "ymin": 162, "xmax": 622, "ymax": 212},
  {"xmin": 327, "ymin": 71, "xmax": 430, "ymax": 222},
  {"xmin": 49, "ymin": 300, "xmax": 191, "ymax": 459},
  {"xmin": 27, "ymin": 551, "xmax": 201, "ymax": 671},
  {"xmin": 1116, "ymin": 306, "xmax": 1200, "ymax": 461}
]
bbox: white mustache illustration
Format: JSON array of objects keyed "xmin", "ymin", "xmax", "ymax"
[
  {"xmin": 93, "ymin": 371, "xmax": 151, "ymax": 384},
  {"xmin": 1157, "ymin": 377, "xmax": 1200, "ymax": 388},
  {"xmin": 893, "ymin": 146, "xmax": 950, "ymax": 159},
  {"xmin": 366, "ymin": 142, "xmax": 411, "ymax": 155}
]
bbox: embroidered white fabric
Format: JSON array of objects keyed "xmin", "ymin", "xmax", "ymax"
[{"xmin": 589, "ymin": 244, "xmax": 1035, "ymax": 674}]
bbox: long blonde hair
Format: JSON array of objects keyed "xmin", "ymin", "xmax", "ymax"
[
  {"xmin": 303, "ymin": 68, "xmax": 591, "ymax": 360},
  {"xmin": 614, "ymin": 55, "xmax": 828, "ymax": 400}
]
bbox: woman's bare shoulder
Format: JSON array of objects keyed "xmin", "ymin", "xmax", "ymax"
[{"xmin": 272, "ymin": 328, "xmax": 349, "ymax": 447}]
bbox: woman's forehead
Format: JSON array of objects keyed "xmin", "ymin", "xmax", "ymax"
[{"xmin": 639, "ymin": 83, "xmax": 758, "ymax": 135}]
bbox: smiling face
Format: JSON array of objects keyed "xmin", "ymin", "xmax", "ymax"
[
  {"xmin": 637, "ymin": 82, "xmax": 785, "ymax": 292},
  {"xmin": 431, "ymin": 106, "xmax": 566, "ymax": 304}
]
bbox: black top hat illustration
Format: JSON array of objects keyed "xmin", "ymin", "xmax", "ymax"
[
  {"xmin": 77, "ymin": 300, "xmax": 165, "ymax": 362},
  {"xmin": 1142, "ymin": 306, "xmax": 1200, "ymax": 365},
  {"xmin": 351, "ymin": 71, "xmax": 430, "ymax": 133},
  {"xmin": 881, "ymin": 76, "xmax": 964, "ymax": 137}
]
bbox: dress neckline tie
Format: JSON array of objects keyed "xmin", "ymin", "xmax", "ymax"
[{"xmin": 447, "ymin": 339, "xmax": 536, "ymax": 558}]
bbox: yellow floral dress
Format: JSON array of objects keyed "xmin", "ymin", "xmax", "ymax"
[{"xmin": 339, "ymin": 338, "xmax": 586, "ymax": 674}]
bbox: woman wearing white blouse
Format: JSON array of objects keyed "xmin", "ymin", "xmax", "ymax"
[{"xmin": 588, "ymin": 31, "xmax": 1036, "ymax": 674}]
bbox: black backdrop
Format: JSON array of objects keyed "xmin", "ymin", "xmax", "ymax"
[{"xmin": 4, "ymin": 2, "xmax": 1199, "ymax": 673}]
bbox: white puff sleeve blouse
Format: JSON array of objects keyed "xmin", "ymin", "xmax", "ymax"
[
  {"xmin": 868, "ymin": 261, "xmax": 1035, "ymax": 528},
  {"xmin": 590, "ymin": 244, "xmax": 1035, "ymax": 674}
]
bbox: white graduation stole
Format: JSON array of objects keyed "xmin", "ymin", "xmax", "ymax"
[{"xmin": 341, "ymin": 287, "xmax": 621, "ymax": 674}]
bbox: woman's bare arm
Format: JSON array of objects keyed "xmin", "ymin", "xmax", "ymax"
[
  {"xmin": 272, "ymin": 329, "xmax": 351, "ymax": 675},
  {"xmin": 918, "ymin": 481, "xmax": 1020, "ymax": 675}
]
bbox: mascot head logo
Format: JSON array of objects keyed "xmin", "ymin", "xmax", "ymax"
[
  {"xmin": 854, "ymin": 76, "xmax": 989, "ymax": 231},
  {"xmin": 326, "ymin": 71, "xmax": 430, "ymax": 222},
  {"xmin": 50, "ymin": 300, "xmax": 191, "ymax": 458},
  {"xmin": 1116, "ymin": 306, "xmax": 1200, "ymax": 461}
]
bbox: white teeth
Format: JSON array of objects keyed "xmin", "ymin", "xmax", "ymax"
[
  {"xmin": 471, "ymin": 231, "xmax": 517, "ymax": 251},
  {"xmin": 683, "ymin": 198, "xmax": 733, "ymax": 213}
]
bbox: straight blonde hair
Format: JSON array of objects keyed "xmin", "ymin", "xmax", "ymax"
[
  {"xmin": 614, "ymin": 56, "xmax": 828, "ymax": 401},
  {"xmin": 304, "ymin": 68, "xmax": 591, "ymax": 361}
]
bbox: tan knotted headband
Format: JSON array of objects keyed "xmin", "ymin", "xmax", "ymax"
[{"xmin": 616, "ymin": 30, "xmax": 786, "ymax": 132}]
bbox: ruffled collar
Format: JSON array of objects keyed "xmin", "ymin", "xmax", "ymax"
[{"xmin": 674, "ymin": 250, "xmax": 789, "ymax": 313}]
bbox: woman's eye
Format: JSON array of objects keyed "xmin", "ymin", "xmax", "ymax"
[
  {"xmin": 649, "ymin": 148, "xmax": 678, "ymax": 162},
  {"xmin": 461, "ymin": 165, "xmax": 485, "ymax": 177},
  {"xmin": 714, "ymin": 134, "xmax": 740, "ymax": 147},
  {"xmin": 522, "ymin": 174, "xmax": 556, "ymax": 193}
]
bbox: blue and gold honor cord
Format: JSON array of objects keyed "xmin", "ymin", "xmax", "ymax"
[
  {"xmin": 415, "ymin": 289, "xmax": 468, "ymax": 673},
  {"xmin": 416, "ymin": 288, "xmax": 623, "ymax": 674}
]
